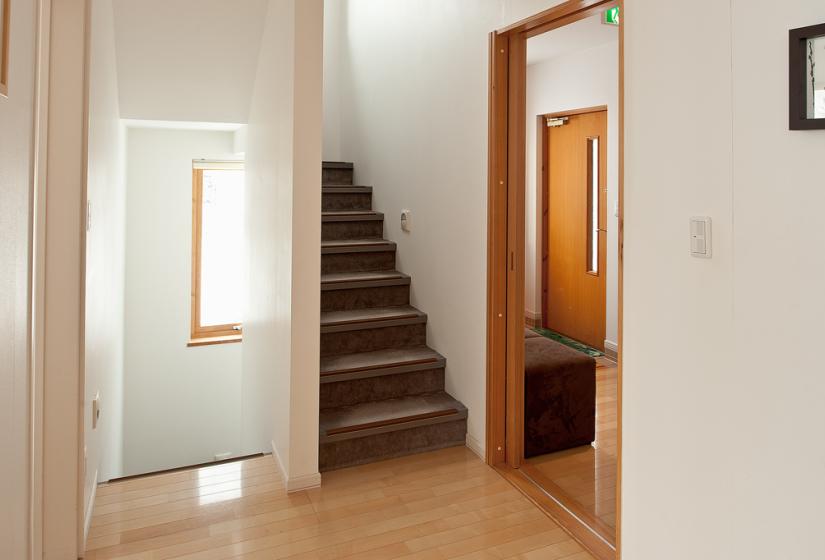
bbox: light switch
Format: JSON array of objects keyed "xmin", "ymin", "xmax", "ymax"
[
  {"xmin": 400, "ymin": 209, "xmax": 412, "ymax": 232},
  {"xmin": 690, "ymin": 217, "xmax": 712, "ymax": 258}
]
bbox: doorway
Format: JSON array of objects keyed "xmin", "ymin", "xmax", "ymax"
[
  {"xmin": 543, "ymin": 108, "xmax": 608, "ymax": 351},
  {"xmin": 486, "ymin": 1, "xmax": 623, "ymax": 559}
]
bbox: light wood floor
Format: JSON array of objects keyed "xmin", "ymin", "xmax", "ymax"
[
  {"xmin": 85, "ymin": 447, "xmax": 594, "ymax": 560},
  {"xmin": 525, "ymin": 356, "xmax": 618, "ymax": 531}
]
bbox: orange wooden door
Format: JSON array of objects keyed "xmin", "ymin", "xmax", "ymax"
[{"xmin": 545, "ymin": 110, "xmax": 607, "ymax": 350}]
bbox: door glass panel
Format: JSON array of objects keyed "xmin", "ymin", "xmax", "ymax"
[{"xmin": 586, "ymin": 137, "xmax": 599, "ymax": 274}]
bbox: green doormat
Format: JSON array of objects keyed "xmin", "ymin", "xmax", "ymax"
[{"xmin": 530, "ymin": 327, "xmax": 603, "ymax": 358}]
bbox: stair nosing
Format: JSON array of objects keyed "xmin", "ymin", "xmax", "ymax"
[
  {"xmin": 322, "ymin": 161, "xmax": 354, "ymax": 169},
  {"xmin": 321, "ymin": 240, "xmax": 396, "ymax": 255},
  {"xmin": 320, "ymin": 347, "xmax": 446, "ymax": 380},
  {"xmin": 322, "ymin": 211, "xmax": 384, "ymax": 223},
  {"xmin": 322, "ymin": 186, "xmax": 373, "ymax": 194},
  {"xmin": 320, "ymin": 306, "xmax": 426, "ymax": 333},
  {"xmin": 320, "ymin": 402, "xmax": 467, "ymax": 443},
  {"xmin": 321, "ymin": 271, "xmax": 410, "ymax": 291}
]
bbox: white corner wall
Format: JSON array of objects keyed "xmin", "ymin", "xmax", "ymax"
[
  {"xmin": 84, "ymin": 0, "xmax": 126, "ymax": 525},
  {"xmin": 123, "ymin": 128, "xmax": 243, "ymax": 476},
  {"xmin": 0, "ymin": 0, "xmax": 37, "ymax": 557},
  {"xmin": 525, "ymin": 40, "xmax": 620, "ymax": 347},
  {"xmin": 623, "ymin": 0, "xmax": 825, "ymax": 558},
  {"xmin": 243, "ymin": 0, "xmax": 323, "ymax": 489}
]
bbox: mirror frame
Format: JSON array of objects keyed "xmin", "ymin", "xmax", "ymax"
[{"xmin": 789, "ymin": 23, "xmax": 825, "ymax": 130}]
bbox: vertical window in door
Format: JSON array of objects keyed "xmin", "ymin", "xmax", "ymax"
[
  {"xmin": 190, "ymin": 162, "xmax": 245, "ymax": 345},
  {"xmin": 586, "ymin": 137, "xmax": 600, "ymax": 275}
]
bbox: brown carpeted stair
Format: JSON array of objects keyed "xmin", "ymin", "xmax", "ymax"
[{"xmin": 319, "ymin": 161, "xmax": 467, "ymax": 471}]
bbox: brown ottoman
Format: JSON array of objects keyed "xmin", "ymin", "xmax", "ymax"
[{"xmin": 524, "ymin": 336, "xmax": 596, "ymax": 458}]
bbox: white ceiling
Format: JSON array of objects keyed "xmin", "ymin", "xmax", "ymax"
[
  {"xmin": 112, "ymin": 0, "xmax": 269, "ymax": 124},
  {"xmin": 526, "ymin": 14, "xmax": 619, "ymax": 66}
]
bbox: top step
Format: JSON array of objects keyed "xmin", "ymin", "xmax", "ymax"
[{"xmin": 322, "ymin": 162, "xmax": 354, "ymax": 186}]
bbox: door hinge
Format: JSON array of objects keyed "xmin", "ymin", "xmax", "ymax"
[{"xmin": 546, "ymin": 116, "xmax": 569, "ymax": 127}]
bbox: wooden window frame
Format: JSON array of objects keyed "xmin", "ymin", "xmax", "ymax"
[
  {"xmin": 189, "ymin": 164, "xmax": 244, "ymax": 347},
  {"xmin": 1, "ymin": 0, "xmax": 10, "ymax": 97}
]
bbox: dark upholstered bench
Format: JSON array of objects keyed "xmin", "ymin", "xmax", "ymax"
[{"xmin": 523, "ymin": 333, "xmax": 596, "ymax": 458}]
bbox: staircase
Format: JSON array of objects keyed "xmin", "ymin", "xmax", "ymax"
[{"xmin": 319, "ymin": 161, "xmax": 468, "ymax": 471}]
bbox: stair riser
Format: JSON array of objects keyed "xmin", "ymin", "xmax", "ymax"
[
  {"xmin": 321, "ymin": 323, "xmax": 426, "ymax": 357},
  {"xmin": 322, "ymin": 221, "xmax": 384, "ymax": 241},
  {"xmin": 322, "ymin": 193, "xmax": 372, "ymax": 212},
  {"xmin": 322, "ymin": 285, "xmax": 410, "ymax": 312},
  {"xmin": 322, "ymin": 251, "xmax": 396, "ymax": 275},
  {"xmin": 320, "ymin": 368, "xmax": 445, "ymax": 409},
  {"xmin": 323, "ymin": 168, "xmax": 354, "ymax": 185},
  {"xmin": 319, "ymin": 419, "xmax": 467, "ymax": 471}
]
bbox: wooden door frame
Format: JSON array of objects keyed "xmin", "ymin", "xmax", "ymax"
[
  {"xmin": 540, "ymin": 105, "xmax": 608, "ymax": 344},
  {"xmin": 485, "ymin": 1, "xmax": 623, "ymax": 558}
]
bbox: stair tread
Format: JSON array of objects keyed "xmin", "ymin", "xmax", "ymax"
[
  {"xmin": 322, "ymin": 161, "xmax": 354, "ymax": 169},
  {"xmin": 320, "ymin": 392, "xmax": 466, "ymax": 437},
  {"xmin": 322, "ymin": 211, "xmax": 384, "ymax": 222},
  {"xmin": 321, "ymin": 270, "xmax": 409, "ymax": 285},
  {"xmin": 321, "ymin": 346, "xmax": 445, "ymax": 376},
  {"xmin": 321, "ymin": 305, "xmax": 424, "ymax": 328},
  {"xmin": 322, "ymin": 210, "xmax": 380, "ymax": 216},
  {"xmin": 321, "ymin": 239, "xmax": 396, "ymax": 254},
  {"xmin": 322, "ymin": 186, "xmax": 373, "ymax": 193}
]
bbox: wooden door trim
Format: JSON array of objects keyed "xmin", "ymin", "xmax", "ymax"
[
  {"xmin": 485, "ymin": 1, "xmax": 623, "ymax": 558},
  {"xmin": 541, "ymin": 107, "xmax": 608, "ymax": 348}
]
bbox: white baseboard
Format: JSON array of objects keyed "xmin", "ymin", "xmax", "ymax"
[
  {"xmin": 524, "ymin": 310, "xmax": 542, "ymax": 328},
  {"xmin": 466, "ymin": 433, "xmax": 486, "ymax": 461},
  {"xmin": 287, "ymin": 472, "xmax": 322, "ymax": 493},
  {"xmin": 270, "ymin": 440, "xmax": 322, "ymax": 493},
  {"xmin": 604, "ymin": 339, "xmax": 618, "ymax": 359},
  {"xmin": 82, "ymin": 468, "xmax": 98, "ymax": 553}
]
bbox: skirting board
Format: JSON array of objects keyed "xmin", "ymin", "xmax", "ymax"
[
  {"xmin": 524, "ymin": 310, "xmax": 542, "ymax": 328},
  {"xmin": 604, "ymin": 340, "xmax": 618, "ymax": 360},
  {"xmin": 270, "ymin": 440, "xmax": 322, "ymax": 493},
  {"xmin": 466, "ymin": 433, "xmax": 486, "ymax": 460},
  {"xmin": 82, "ymin": 468, "xmax": 98, "ymax": 553}
]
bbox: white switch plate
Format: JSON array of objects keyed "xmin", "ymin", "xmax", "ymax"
[
  {"xmin": 400, "ymin": 209, "xmax": 411, "ymax": 232},
  {"xmin": 92, "ymin": 391, "xmax": 101, "ymax": 429},
  {"xmin": 690, "ymin": 216, "xmax": 712, "ymax": 258}
]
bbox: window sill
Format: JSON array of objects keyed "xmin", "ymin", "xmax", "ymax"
[{"xmin": 187, "ymin": 334, "xmax": 242, "ymax": 347}]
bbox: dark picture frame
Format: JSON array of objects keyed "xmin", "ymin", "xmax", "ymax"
[
  {"xmin": 0, "ymin": 0, "xmax": 9, "ymax": 97},
  {"xmin": 789, "ymin": 23, "xmax": 825, "ymax": 130}
]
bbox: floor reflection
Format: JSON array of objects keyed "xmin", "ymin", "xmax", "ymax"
[{"xmin": 526, "ymin": 356, "xmax": 618, "ymax": 529}]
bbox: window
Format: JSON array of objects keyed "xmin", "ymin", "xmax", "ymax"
[{"xmin": 190, "ymin": 161, "xmax": 245, "ymax": 346}]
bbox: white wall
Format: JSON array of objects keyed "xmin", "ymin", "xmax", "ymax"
[
  {"xmin": 243, "ymin": 0, "xmax": 323, "ymax": 490},
  {"xmin": 622, "ymin": 0, "xmax": 825, "ymax": 558},
  {"xmin": 123, "ymin": 127, "xmax": 244, "ymax": 476},
  {"xmin": 0, "ymin": 0, "xmax": 36, "ymax": 557},
  {"xmin": 84, "ymin": 0, "xmax": 126, "ymax": 529},
  {"xmin": 322, "ymin": 0, "xmax": 569, "ymax": 458},
  {"xmin": 111, "ymin": 0, "xmax": 268, "ymax": 123},
  {"xmin": 525, "ymin": 39, "xmax": 620, "ymax": 348}
]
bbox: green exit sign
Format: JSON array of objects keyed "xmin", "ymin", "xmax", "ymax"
[{"xmin": 602, "ymin": 7, "xmax": 620, "ymax": 26}]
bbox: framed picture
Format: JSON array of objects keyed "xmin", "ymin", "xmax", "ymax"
[
  {"xmin": 790, "ymin": 23, "xmax": 825, "ymax": 130},
  {"xmin": 0, "ymin": 0, "xmax": 9, "ymax": 97}
]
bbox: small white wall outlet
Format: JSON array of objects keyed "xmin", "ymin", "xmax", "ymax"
[
  {"xmin": 400, "ymin": 209, "xmax": 412, "ymax": 232},
  {"xmin": 690, "ymin": 216, "xmax": 712, "ymax": 258},
  {"xmin": 92, "ymin": 392, "xmax": 101, "ymax": 429}
]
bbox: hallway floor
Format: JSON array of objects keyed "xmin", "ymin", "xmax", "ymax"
[
  {"xmin": 85, "ymin": 447, "xmax": 593, "ymax": 560},
  {"xmin": 525, "ymin": 356, "xmax": 618, "ymax": 533}
]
